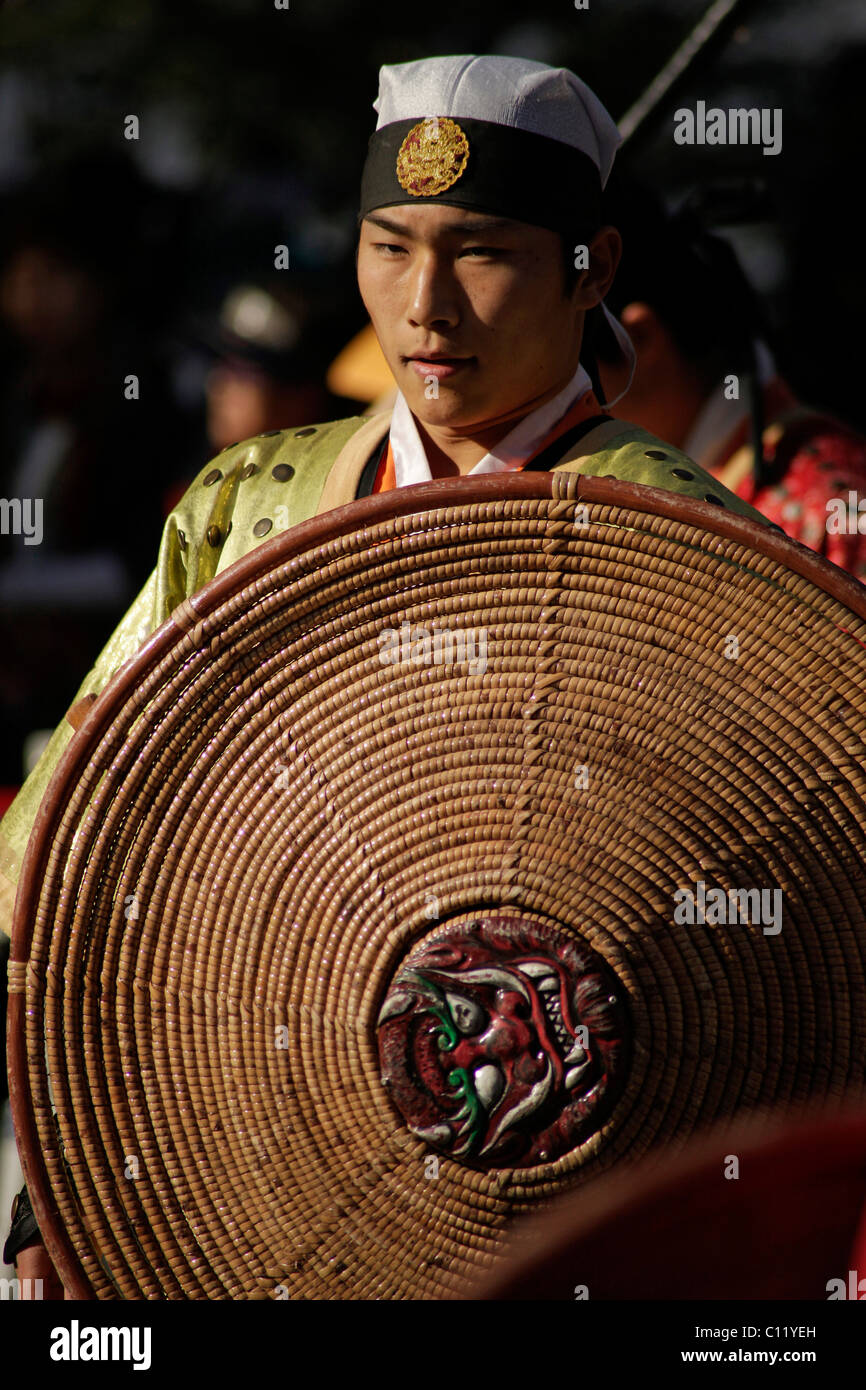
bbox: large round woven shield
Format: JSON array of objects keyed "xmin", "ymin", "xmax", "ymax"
[{"xmin": 8, "ymin": 472, "xmax": 866, "ymax": 1299}]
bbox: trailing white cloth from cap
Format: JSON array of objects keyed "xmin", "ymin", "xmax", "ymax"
[{"xmin": 599, "ymin": 303, "xmax": 636, "ymax": 406}]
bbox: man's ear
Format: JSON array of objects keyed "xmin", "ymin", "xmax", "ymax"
[{"xmin": 573, "ymin": 225, "xmax": 622, "ymax": 307}]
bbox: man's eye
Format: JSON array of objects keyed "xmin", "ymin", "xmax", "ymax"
[
  {"xmin": 461, "ymin": 246, "xmax": 503, "ymax": 257},
  {"xmin": 373, "ymin": 243, "xmax": 407, "ymax": 255}
]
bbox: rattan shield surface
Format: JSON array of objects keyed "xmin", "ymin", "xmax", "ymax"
[{"xmin": 8, "ymin": 472, "xmax": 866, "ymax": 1300}]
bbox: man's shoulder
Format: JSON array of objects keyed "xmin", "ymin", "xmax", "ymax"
[
  {"xmin": 563, "ymin": 418, "xmax": 707, "ymax": 477},
  {"xmin": 556, "ymin": 419, "xmax": 770, "ymax": 527},
  {"xmin": 172, "ymin": 416, "xmax": 374, "ymax": 575},
  {"xmin": 193, "ymin": 415, "xmax": 371, "ymax": 492}
]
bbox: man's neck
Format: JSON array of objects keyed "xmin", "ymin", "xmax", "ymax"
[
  {"xmin": 412, "ymin": 367, "xmax": 584, "ymax": 478},
  {"xmin": 414, "ymin": 422, "xmax": 504, "ymax": 477}
]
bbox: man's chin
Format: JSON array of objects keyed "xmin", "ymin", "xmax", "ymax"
[{"xmin": 400, "ymin": 380, "xmax": 485, "ymax": 430}]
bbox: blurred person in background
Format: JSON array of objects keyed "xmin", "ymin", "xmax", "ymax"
[
  {"xmin": 596, "ymin": 178, "xmax": 866, "ymax": 582},
  {"xmin": 0, "ymin": 155, "xmax": 198, "ymax": 786},
  {"xmin": 198, "ymin": 278, "xmax": 361, "ymax": 454},
  {"xmin": 0, "ymin": 154, "xmax": 191, "ymax": 586}
]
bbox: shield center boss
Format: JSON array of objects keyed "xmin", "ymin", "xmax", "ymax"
[
  {"xmin": 395, "ymin": 117, "xmax": 470, "ymax": 196},
  {"xmin": 376, "ymin": 916, "xmax": 630, "ymax": 1169}
]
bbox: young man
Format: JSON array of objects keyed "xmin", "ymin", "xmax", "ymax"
[{"xmin": 2, "ymin": 53, "xmax": 768, "ymax": 1287}]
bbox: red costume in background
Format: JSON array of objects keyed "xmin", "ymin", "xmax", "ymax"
[{"xmin": 705, "ymin": 378, "xmax": 866, "ymax": 582}]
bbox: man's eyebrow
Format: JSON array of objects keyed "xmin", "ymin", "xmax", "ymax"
[{"xmin": 362, "ymin": 212, "xmax": 517, "ymax": 237}]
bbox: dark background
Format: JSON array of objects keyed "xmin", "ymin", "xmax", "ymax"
[{"xmin": 0, "ymin": 0, "xmax": 863, "ymax": 783}]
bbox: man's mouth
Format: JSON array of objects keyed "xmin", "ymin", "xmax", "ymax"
[{"xmin": 404, "ymin": 354, "xmax": 475, "ymax": 380}]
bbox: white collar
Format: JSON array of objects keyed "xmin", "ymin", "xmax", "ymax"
[{"xmin": 389, "ymin": 361, "xmax": 593, "ymax": 487}]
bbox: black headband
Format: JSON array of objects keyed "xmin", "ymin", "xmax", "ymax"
[{"xmin": 359, "ymin": 116, "xmax": 602, "ymax": 238}]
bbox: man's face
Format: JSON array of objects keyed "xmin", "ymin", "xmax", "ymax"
[{"xmin": 357, "ymin": 204, "xmax": 617, "ymax": 434}]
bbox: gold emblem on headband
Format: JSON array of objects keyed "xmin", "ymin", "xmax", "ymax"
[{"xmin": 395, "ymin": 117, "xmax": 470, "ymax": 196}]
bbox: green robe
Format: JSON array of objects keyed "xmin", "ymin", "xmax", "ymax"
[{"xmin": 0, "ymin": 409, "xmax": 770, "ymax": 936}]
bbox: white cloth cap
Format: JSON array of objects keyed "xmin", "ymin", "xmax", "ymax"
[{"xmin": 373, "ymin": 54, "xmax": 621, "ymax": 188}]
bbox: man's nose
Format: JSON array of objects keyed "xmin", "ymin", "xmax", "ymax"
[{"xmin": 406, "ymin": 252, "xmax": 459, "ymax": 330}]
